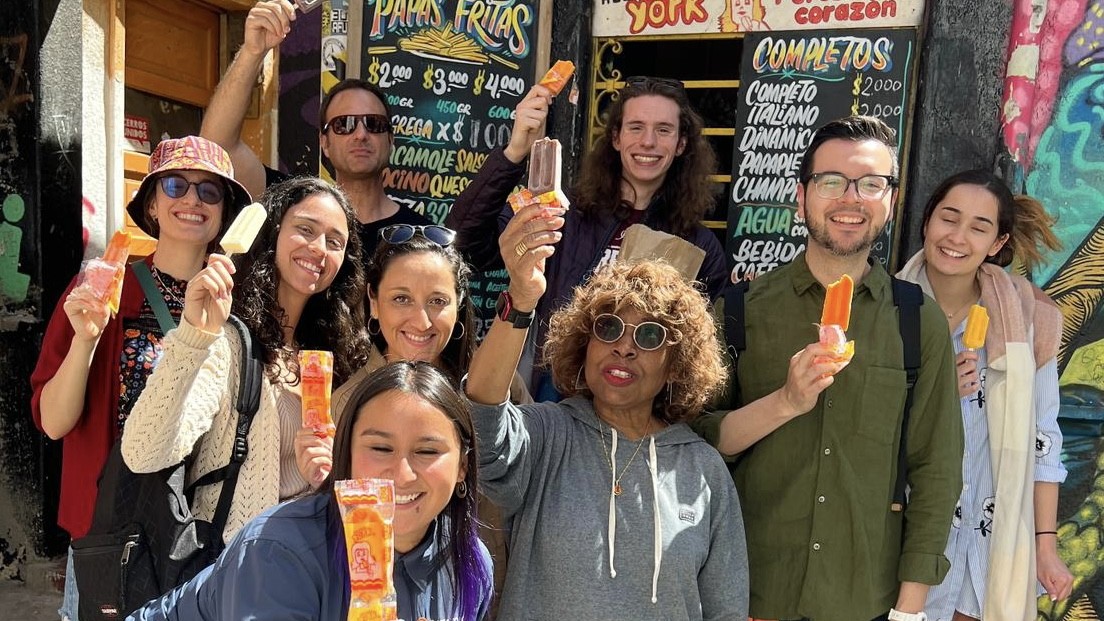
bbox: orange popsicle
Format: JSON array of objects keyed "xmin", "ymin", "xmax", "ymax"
[
  {"xmin": 538, "ymin": 60, "xmax": 575, "ymax": 96},
  {"xmin": 820, "ymin": 274, "xmax": 853, "ymax": 330},
  {"xmin": 963, "ymin": 304, "xmax": 989, "ymax": 350},
  {"xmin": 335, "ymin": 479, "xmax": 397, "ymax": 621},
  {"xmin": 299, "ymin": 350, "xmax": 335, "ymax": 437},
  {"xmin": 82, "ymin": 230, "xmax": 132, "ymax": 315}
]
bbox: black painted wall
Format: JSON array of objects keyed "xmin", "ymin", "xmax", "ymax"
[{"xmin": 899, "ymin": 0, "xmax": 1014, "ymax": 268}]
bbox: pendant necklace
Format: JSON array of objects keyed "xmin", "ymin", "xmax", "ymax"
[{"xmin": 597, "ymin": 420, "xmax": 648, "ymax": 496}]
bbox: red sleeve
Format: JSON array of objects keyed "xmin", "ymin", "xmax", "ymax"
[{"xmin": 30, "ymin": 276, "xmax": 81, "ymax": 432}]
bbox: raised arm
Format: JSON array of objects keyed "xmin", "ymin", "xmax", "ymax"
[
  {"xmin": 702, "ymin": 342, "xmax": 848, "ymax": 455},
  {"xmin": 122, "ymin": 255, "xmax": 238, "ymax": 471},
  {"xmin": 200, "ymin": 0, "xmax": 296, "ymax": 199},
  {"xmin": 35, "ymin": 279, "xmax": 112, "ymax": 439},
  {"xmin": 465, "ymin": 199, "xmax": 563, "ymax": 403},
  {"xmin": 446, "ymin": 85, "xmax": 552, "ymax": 271}
]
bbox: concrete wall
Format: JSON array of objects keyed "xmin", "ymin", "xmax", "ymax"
[{"xmin": 899, "ymin": 0, "xmax": 1015, "ymax": 266}]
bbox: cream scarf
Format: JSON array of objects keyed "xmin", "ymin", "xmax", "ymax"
[{"xmin": 899, "ymin": 251, "xmax": 1062, "ymax": 620}]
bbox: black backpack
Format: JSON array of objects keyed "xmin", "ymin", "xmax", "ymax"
[
  {"xmin": 724, "ymin": 276, "xmax": 922, "ymax": 511},
  {"xmin": 71, "ymin": 313, "xmax": 263, "ymax": 620}
]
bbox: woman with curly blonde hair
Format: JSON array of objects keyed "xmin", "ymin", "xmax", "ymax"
[{"xmin": 464, "ymin": 203, "xmax": 748, "ymax": 620}]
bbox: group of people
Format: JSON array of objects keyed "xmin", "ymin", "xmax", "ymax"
[{"xmin": 29, "ymin": 1, "xmax": 1076, "ymax": 620}]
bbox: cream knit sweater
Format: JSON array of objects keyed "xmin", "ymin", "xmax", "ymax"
[{"xmin": 122, "ymin": 318, "xmax": 306, "ymax": 543}]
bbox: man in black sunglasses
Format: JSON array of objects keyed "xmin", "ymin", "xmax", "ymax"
[
  {"xmin": 446, "ymin": 75, "xmax": 727, "ymax": 400},
  {"xmin": 200, "ymin": 0, "xmax": 430, "ymax": 263}
]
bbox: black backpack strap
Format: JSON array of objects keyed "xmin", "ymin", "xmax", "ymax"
[
  {"xmin": 132, "ymin": 261, "xmax": 178, "ymax": 334},
  {"xmin": 890, "ymin": 277, "xmax": 923, "ymax": 512},
  {"xmin": 723, "ymin": 280, "xmax": 750, "ymax": 360},
  {"xmin": 190, "ymin": 314, "xmax": 264, "ymax": 536}
]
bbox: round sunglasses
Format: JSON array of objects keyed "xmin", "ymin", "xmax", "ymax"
[
  {"xmin": 158, "ymin": 174, "xmax": 225, "ymax": 205},
  {"xmin": 379, "ymin": 224, "xmax": 456, "ymax": 247},
  {"xmin": 322, "ymin": 114, "xmax": 391, "ymax": 135},
  {"xmin": 592, "ymin": 313, "xmax": 669, "ymax": 351}
]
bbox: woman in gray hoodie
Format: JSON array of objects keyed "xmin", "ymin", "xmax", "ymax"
[{"xmin": 465, "ymin": 200, "xmax": 749, "ymax": 620}]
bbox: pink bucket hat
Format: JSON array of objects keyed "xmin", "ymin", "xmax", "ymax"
[{"xmin": 126, "ymin": 135, "xmax": 253, "ymax": 237}]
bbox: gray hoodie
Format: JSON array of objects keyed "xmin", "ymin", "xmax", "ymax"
[{"xmin": 473, "ymin": 396, "xmax": 749, "ymax": 621}]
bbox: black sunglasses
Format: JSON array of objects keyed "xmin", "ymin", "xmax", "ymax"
[
  {"xmin": 624, "ymin": 76, "xmax": 686, "ymax": 91},
  {"xmin": 379, "ymin": 224, "xmax": 456, "ymax": 247},
  {"xmin": 322, "ymin": 114, "xmax": 391, "ymax": 135},
  {"xmin": 592, "ymin": 313, "xmax": 670, "ymax": 351},
  {"xmin": 158, "ymin": 174, "xmax": 225, "ymax": 205}
]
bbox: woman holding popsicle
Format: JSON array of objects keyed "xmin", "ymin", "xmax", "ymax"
[
  {"xmin": 127, "ymin": 361, "xmax": 493, "ymax": 621},
  {"xmin": 897, "ymin": 169, "xmax": 1072, "ymax": 620},
  {"xmin": 447, "ymin": 71, "xmax": 728, "ymax": 401},
  {"xmin": 120, "ymin": 176, "xmax": 371, "ymax": 553},
  {"xmin": 464, "ymin": 214, "xmax": 748, "ymax": 619},
  {"xmin": 30, "ymin": 135, "xmax": 252, "ymax": 621}
]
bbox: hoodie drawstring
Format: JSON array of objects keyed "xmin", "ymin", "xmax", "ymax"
[
  {"xmin": 602, "ymin": 426, "xmax": 662, "ymax": 604},
  {"xmin": 607, "ymin": 428, "xmax": 618, "ymax": 578},
  {"xmin": 648, "ymin": 436, "xmax": 661, "ymax": 604}
]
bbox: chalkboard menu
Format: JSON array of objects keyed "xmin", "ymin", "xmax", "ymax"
[
  {"xmin": 356, "ymin": 1, "xmax": 539, "ymax": 337},
  {"xmin": 358, "ymin": 1, "xmax": 538, "ymax": 224},
  {"xmin": 727, "ymin": 28, "xmax": 917, "ymax": 281}
]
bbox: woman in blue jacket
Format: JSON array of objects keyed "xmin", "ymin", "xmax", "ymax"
[{"xmin": 128, "ymin": 361, "xmax": 493, "ymax": 621}]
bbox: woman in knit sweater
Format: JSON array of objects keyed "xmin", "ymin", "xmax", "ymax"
[{"xmin": 121, "ymin": 176, "xmax": 371, "ymax": 545}]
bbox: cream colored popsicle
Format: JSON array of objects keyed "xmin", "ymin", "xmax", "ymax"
[
  {"xmin": 527, "ymin": 138, "xmax": 570, "ymax": 209},
  {"xmin": 963, "ymin": 304, "xmax": 989, "ymax": 350},
  {"xmin": 220, "ymin": 202, "xmax": 266, "ymax": 255}
]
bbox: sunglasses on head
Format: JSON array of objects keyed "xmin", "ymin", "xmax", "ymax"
[
  {"xmin": 624, "ymin": 76, "xmax": 686, "ymax": 91},
  {"xmin": 158, "ymin": 174, "xmax": 225, "ymax": 205},
  {"xmin": 379, "ymin": 224, "xmax": 456, "ymax": 247},
  {"xmin": 322, "ymin": 114, "xmax": 391, "ymax": 135},
  {"xmin": 592, "ymin": 313, "xmax": 669, "ymax": 351}
]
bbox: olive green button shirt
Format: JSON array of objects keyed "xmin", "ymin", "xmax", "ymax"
[{"xmin": 696, "ymin": 254, "xmax": 963, "ymax": 621}]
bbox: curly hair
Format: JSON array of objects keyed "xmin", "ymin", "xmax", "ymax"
[
  {"xmin": 573, "ymin": 79, "xmax": 718, "ymax": 237},
  {"xmin": 543, "ymin": 260, "xmax": 727, "ymax": 424},
  {"xmin": 232, "ymin": 177, "xmax": 370, "ymax": 384},
  {"xmin": 325, "ymin": 361, "xmax": 491, "ymax": 621},
  {"xmin": 364, "ymin": 232, "xmax": 475, "ymax": 383}
]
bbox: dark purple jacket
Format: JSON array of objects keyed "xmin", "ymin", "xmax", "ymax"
[{"xmin": 446, "ymin": 148, "xmax": 729, "ymax": 364}]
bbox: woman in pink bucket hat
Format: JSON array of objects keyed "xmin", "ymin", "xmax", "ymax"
[{"xmin": 30, "ymin": 135, "xmax": 252, "ymax": 621}]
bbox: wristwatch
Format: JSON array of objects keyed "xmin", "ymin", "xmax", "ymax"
[
  {"xmin": 887, "ymin": 610, "xmax": 927, "ymax": 621},
  {"xmin": 495, "ymin": 291, "xmax": 536, "ymax": 329}
]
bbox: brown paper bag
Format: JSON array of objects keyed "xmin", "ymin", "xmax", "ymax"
[{"xmin": 619, "ymin": 224, "xmax": 706, "ymax": 281}]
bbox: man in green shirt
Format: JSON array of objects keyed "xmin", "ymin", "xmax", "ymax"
[{"xmin": 697, "ymin": 116, "xmax": 962, "ymax": 621}]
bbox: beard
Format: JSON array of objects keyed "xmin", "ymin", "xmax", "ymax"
[{"xmin": 805, "ymin": 210, "xmax": 887, "ymax": 257}]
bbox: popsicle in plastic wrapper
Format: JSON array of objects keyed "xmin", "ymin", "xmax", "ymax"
[
  {"xmin": 537, "ymin": 60, "xmax": 576, "ymax": 96},
  {"xmin": 518, "ymin": 137, "xmax": 570, "ymax": 211},
  {"xmin": 335, "ymin": 479, "xmax": 397, "ymax": 621},
  {"xmin": 963, "ymin": 304, "xmax": 989, "ymax": 350},
  {"xmin": 299, "ymin": 350, "xmax": 335, "ymax": 438},
  {"xmin": 817, "ymin": 274, "xmax": 855, "ymax": 366},
  {"xmin": 80, "ymin": 230, "xmax": 132, "ymax": 315},
  {"xmin": 219, "ymin": 202, "xmax": 267, "ymax": 255}
]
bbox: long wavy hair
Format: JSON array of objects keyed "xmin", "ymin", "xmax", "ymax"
[
  {"xmin": 919, "ymin": 169, "xmax": 1061, "ymax": 270},
  {"xmin": 573, "ymin": 80, "xmax": 718, "ymax": 237},
  {"xmin": 543, "ymin": 260, "xmax": 727, "ymax": 424},
  {"xmin": 364, "ymin": 233, "xmax": 475, "ymax": 382},
  {"xmin": 232, "ymin": 176, "xmax": 370, "ymax": 384},
  {"xmin": 322, "ymin": 361, "xmax": 491, "ymax": 621}
]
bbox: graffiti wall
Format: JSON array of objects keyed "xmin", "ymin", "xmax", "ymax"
[{"xmin": 1001, "ymin": 0, "xmax": 1104, "ymax": 618}]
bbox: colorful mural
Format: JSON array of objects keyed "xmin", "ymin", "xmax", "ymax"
[{"xmin": 1002, "ymin": 1, "xmax": 1104, "ymax": 618}]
